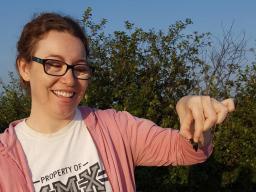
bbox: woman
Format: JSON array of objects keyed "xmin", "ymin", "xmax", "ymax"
[{"xmin": 0, "ymin": 13, "xmax": 234, "ymax": 192}]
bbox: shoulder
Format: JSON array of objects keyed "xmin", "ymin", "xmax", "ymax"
[
  {"xmin": 79, "ymin": 106, "xmax": 122, "ymax": 123},
  {"xmin": 78, "ymin": 106, "xmax": 144, "ymax": 136},
  {"xmin": 79, "ymin": 106, "xmax": 139, "ymax": 124},
  {"xmin": 0, "ymin": 119, "xmax": 24, "ymax": 162},
  {"xmin": 79, "ymin": 106, "xmax": 117, "ymax": 115}
]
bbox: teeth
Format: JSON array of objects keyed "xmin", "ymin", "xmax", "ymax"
[{"xmin": 53, "ymin": 90, "xmax": 74, "ymax": 98}]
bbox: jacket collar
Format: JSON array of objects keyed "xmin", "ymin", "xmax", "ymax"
[{"xmin": 79, "ymin": 106, "xmax": 96, "ymax": 131}]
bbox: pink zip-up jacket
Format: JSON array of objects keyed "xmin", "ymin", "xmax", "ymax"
[{"xmin": 0, "ymin": 107, "xmax": 213, "ymax": 192}]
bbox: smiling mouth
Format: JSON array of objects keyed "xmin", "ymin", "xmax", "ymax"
[{"xmin": 52, "ymin": 90, "xmax": 75, "ymax": 98}]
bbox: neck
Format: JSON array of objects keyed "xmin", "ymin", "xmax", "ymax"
[{"xmin": 26, "ymin": 108, "xmax": 76, "ymax": 134}]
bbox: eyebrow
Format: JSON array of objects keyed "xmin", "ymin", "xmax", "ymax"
[
  {"xmin": 46, "ymin": 54, "xmax": 64, "ymax": 60},
  {"xmin": 46, "ymin": 54, "xmax": 87, "ymax": 64}
]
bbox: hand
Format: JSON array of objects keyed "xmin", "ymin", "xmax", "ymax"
[{"xmin": 176, "ymin": 96, "xmax": 235, "ymax": 146}]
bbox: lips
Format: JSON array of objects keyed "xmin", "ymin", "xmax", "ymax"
[{"xmin": 52, "ymin": 90, "xmax": 75, "ymax": 98}]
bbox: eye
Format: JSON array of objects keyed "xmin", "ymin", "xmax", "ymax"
[
  {"xmin": 74, "ymin": 65, "xmax": 90, "ymax": 73},
  {"xmin": 45, "ymin": 60, "xmax": 64, "ymax": 68}
]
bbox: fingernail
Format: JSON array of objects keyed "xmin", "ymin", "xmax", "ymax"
[
  {"xmin": 193, "ymin": 143, "xmax": 198, "ymax": 152},
  {"xmin": 190, "ymin": 139, "xmax": 198, "ymax": 152}
]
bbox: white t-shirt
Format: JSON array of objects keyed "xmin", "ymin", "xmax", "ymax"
[{"xmin": 15, "ymin": 109, "xmax": 112, "ymax": 192}]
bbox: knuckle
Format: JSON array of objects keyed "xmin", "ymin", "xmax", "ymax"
[
  {"xmin": 192, "ymin": 96, "xmax": 201, "ymax": 103},
  {"xmin": 194, "ymin": 112, "xmax": 204, "ymax": 121},
  {"xmin": 203, "ymin": 95, "xmax": 211, "ymax": 101}
]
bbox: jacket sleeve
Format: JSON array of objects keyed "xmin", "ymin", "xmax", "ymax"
[{"xmin": 113, "ymin": 110, "xmax": 213, "ymax": 167}]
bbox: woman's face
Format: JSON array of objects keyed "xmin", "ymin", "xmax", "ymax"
[{"xmin": 21, "ymin": 30, "xmax": 89, "ymax": 119}]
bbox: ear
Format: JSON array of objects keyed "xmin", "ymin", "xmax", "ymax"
[{"xmin": 17, "ymin": 58, "xmax": 31, "ymax": 82}]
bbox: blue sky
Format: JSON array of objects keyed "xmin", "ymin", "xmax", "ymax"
[{"xmin": 0, "ymin": 0, "xmax": 256, "ymax": 82}]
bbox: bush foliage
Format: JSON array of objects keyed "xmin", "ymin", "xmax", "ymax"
[{"xmin": 0, "ymin": 8, "xmax": 255, "ymax": 191}]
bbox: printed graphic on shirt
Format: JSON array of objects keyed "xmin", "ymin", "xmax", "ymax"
[{"xmin": 34, "ymin": 162, "xmax": 109, "ymax": 192}]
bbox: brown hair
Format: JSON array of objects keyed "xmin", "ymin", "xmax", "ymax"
[{"xmin": 16, "ymin": 12, "xmax": 90, "ymax": 90}]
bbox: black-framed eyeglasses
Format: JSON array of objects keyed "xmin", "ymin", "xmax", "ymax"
[{"xmin": 32, "ymin": 56, "xmax": 92, "ymax": 80}]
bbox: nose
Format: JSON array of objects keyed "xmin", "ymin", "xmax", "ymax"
[{"xmin": 60, "ymin": 68, "xmax": 76, "ymax": 86}]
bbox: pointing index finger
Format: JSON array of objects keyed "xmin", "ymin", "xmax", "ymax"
[{"xmin": 190, "ymin": 98, "xmax": 204, "ymax": 143}]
